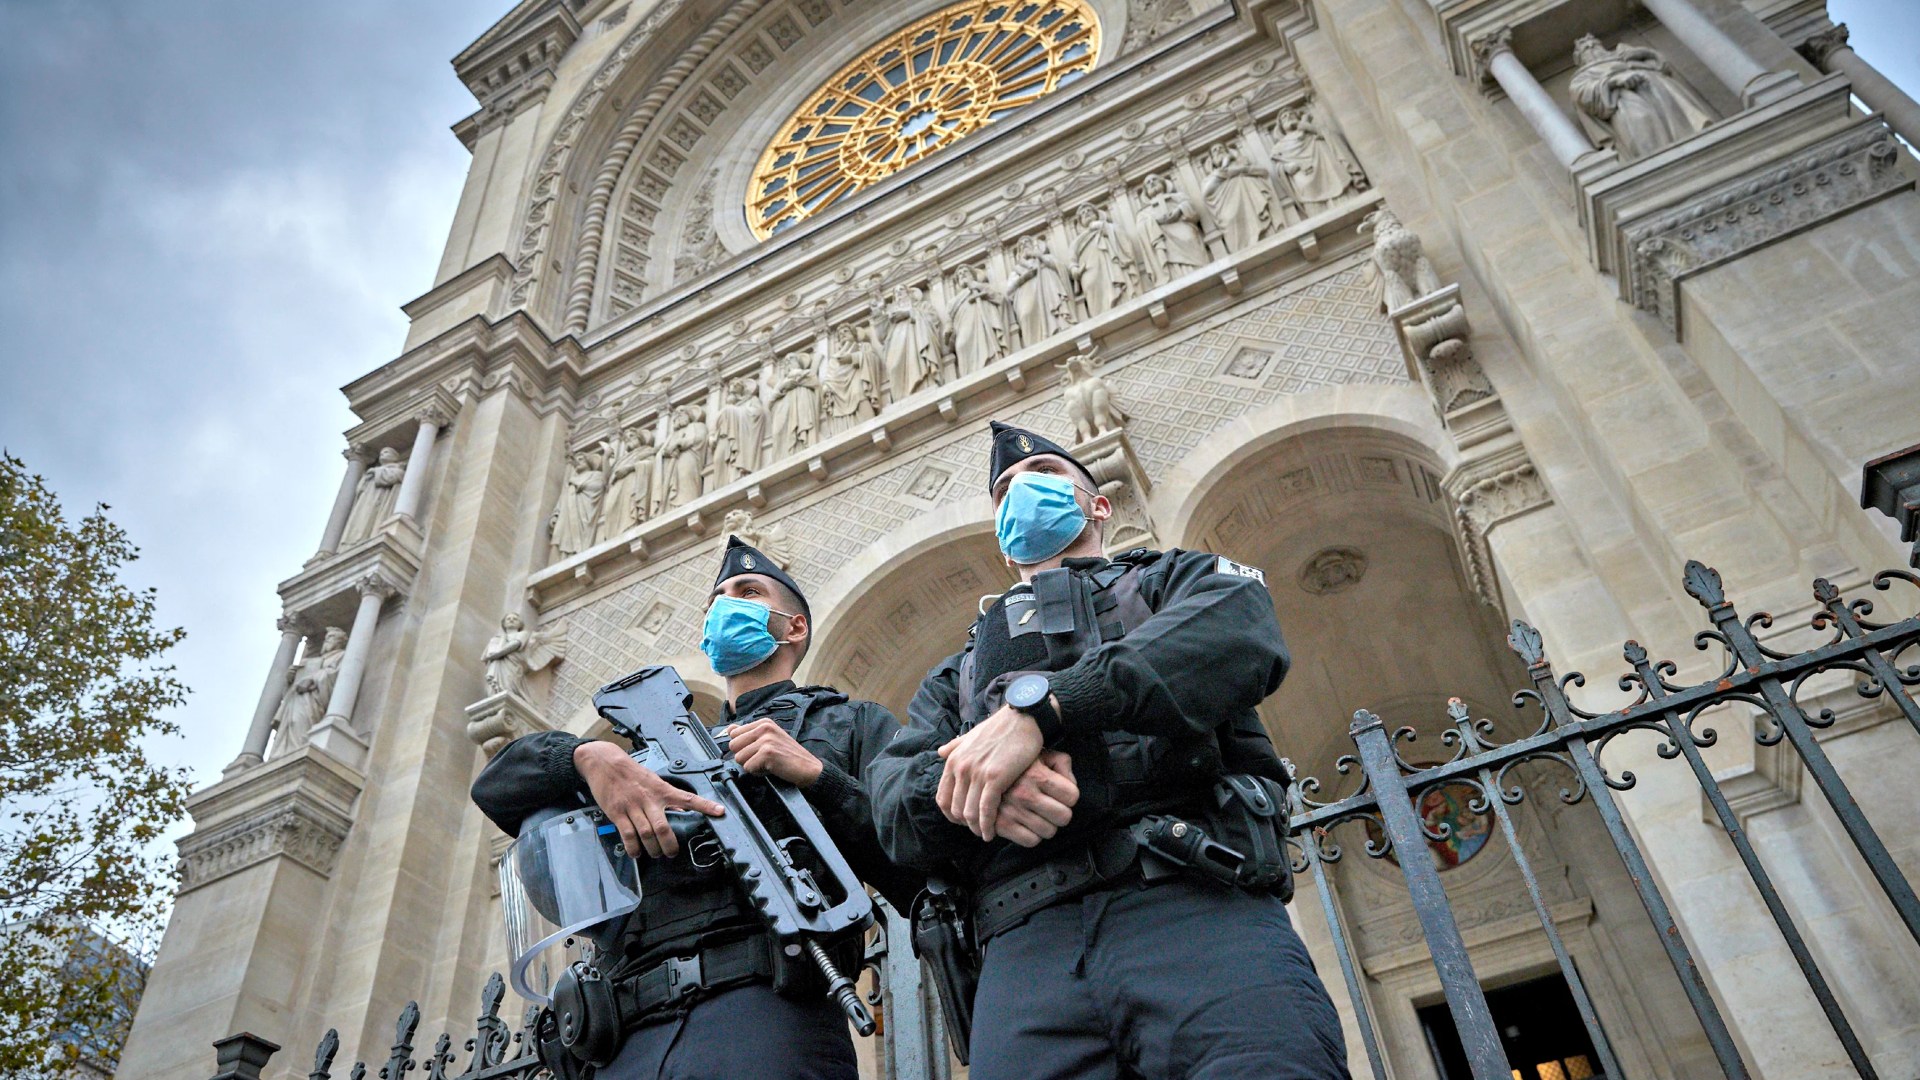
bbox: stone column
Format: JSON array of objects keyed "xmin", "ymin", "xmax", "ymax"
[
  {"xmin": 1802, "ymin": 24, "xmax": 1920, "ymax": 149},
  {"xmin": 318, "ymin": 575, "xmax": 394, "ymax": 734},
  {"xmin": 1474, "ymin": 30, "xmax": 1597, "ymax": 169},
  {"xmin": 391, "ymin": 407, "xmax": 449, "ymax": 523},
  {"xmin": 224, "ymin": 615, "xmax": 308, "ymax": 775},
  {"xmin": 311, "ymin": 444, "xmax": 370, "ymax": 561},
  {"xmin": 1638, "ymin": 0, "xmax": 1795, "ymax": 105}
]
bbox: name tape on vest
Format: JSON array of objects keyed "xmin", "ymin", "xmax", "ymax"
[{"xmin": 1214, "ymin": 556, "xmax": 1267, "ymax": 584}]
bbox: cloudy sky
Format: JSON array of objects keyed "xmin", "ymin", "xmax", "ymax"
[{"xmin": 1, "ymin": 1, "xmax": 1916, "ymax": 849}]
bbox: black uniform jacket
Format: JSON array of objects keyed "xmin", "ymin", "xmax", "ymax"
[
  {"xmin": 472, "ymin": 680, "xmax": 922, "ymax": 963},
  {"xmin": 866, "ymin": 548, "xmax": 1291, "ymax": 885}
]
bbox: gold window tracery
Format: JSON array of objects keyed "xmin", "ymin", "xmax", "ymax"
[{"xmin": 746, "ymin": 0, "xmax": 1100, "ymax": 239}]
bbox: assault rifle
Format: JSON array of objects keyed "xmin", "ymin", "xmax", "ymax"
[{"xmin": 592, "ymin": 665, "xmax": 876, "ymax": 1034}]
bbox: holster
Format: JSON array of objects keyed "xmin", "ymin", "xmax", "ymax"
[
  {"xmin": 910, "ymin": 880, "xmax": 979, "ymax": 1065},
  {"xmin": 1131, "ymin": 774, "xmax": 1293, "ymax": 900}
]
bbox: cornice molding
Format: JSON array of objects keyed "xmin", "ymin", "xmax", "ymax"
[
  {"xmin": 1577, "ymin": 76, "xmax": 1914, "ymax": 337},
  {"xmin": 176, "ymin": 748, "xmax": 363, "ymax": 894},
  {"xmin": 453, "ymin": 1, "xmax": 583, "ymax": 145},
  {"xmin": 342, "ymin": 311, "xmax": 586, "ymax": 426}
]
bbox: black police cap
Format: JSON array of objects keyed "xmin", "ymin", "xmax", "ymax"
[
  {"xmin": 987, "ymin": 420, "xmax": 1098, "ymax": 493},
  {"xmin": 712, "ymin": 536, "xmax": 810, "ymax": 616}
]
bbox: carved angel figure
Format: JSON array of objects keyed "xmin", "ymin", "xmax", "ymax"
[
  {"xmin": 270, "ymin": 626, "xmax": 347, "ymax": 758},
  {"xmin": 1359, "ymin": 208, "xmax": 1443, "ymax": 312},
  {"xmin": 596, "ymin": 425, "xmax": 652, "ymax": 543},
  {"xmin": 720, "ymin": 509, "xmax": 796, "ymax": 569},
  {"xmin": 1134, "ymin": 172, "xmax": 1208, "ymax": 285},
  {"xmin": 946, "ymin": 264, "xmax": 1008, "ymax": 375},
  {"xmin": 482, "ymin": 613, "xmax": 567, "ymax": 698},
  {"xmin": 1569, "ymin": 34, "xmax": 1714, "ymax": 161},
  {"xmin": 1069, "ymin": 203, "xmax": 1139, "ymax": 318},
  {"xmin": 769, "ymin": 350, "xmax": 820, "ymax": 459},
  {"xmin": 1008, "ymin": 233, "xmax": 1073, "ymax": 348},
  {"xmin": 341, "ymin": 447, "xmax": 406, "ymax": 544},
  {"xmin": 1271, "ymin": 104, "xmax": 1366, "ymax": 214},
  {"xmin": 818, "ymin": 325, "xmax": 880, "ymax": 439},
  {"xmin": 549, "ymin": 450, "xmax": 605, "ymax": 560},
  {"xmin": 1060, "ymin": 350, "xmax": 1128, "ymax": 442},
  {"xmin": 878, "ymin": 285, "xmax": 948, "ymax": 402},
  {"xmin": 1202, "ymin": 141, "xmax": 1278, "ymax": 254}
]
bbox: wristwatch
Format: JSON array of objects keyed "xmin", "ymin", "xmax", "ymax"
[{"xmin": 1005, "ymin": 673, "xmax": 1064, "ymax": 742}]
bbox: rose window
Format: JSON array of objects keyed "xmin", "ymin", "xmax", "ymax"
[{"xmin": 746, "ymin": 0, "xmax": 1100, "ymax": 239}]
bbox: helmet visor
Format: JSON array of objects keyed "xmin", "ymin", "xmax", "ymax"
[{"xmin": 500, "ymin": 810, "xmax": 641, "ymax": 1004}]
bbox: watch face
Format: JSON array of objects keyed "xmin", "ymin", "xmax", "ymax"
[{"xmin": 1008, "ymin": 674, "xmax": 1048, "ymax": 709}]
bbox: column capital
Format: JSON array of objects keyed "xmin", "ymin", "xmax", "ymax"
[
  {"xmin": 413, "ymin": 404, "xmax": 453, "ymax": 429},
  {"xmin": 354, "ymin": 573, "xmax": 397, "ymax": 600},
  {"xmin": 1799, "ymin": 24, "xmax": 1850, "ymax": 68},
  {"xmin": 1468, "ymin": 27, "xmax": 1514, "ymax": 80},
  {"xmin": 343, "ymin": 442, "xmax": 371, "ymax": 465},
  {"xmin": 274, "ymin": 612, "xmax": 311, "ymax": 636}
]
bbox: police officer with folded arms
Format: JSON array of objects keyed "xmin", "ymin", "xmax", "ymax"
[
  {"xmin": 472, "ymin": 536, "xmax": 918, "ymax": 1079},
  {"xmin": 868, "ymin": 421, "xmax": 1347, "ymax": 1079}
]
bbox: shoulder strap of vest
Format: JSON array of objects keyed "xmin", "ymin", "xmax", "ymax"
[{"xmin": 1094, "ymin": 556, "xmax": 1157, "ymax": 638}]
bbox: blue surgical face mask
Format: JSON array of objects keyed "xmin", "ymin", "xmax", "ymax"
[
  {"xmin": 995, "ymin": 472, "xmax": 1090, "ymax": 565},
  {"xmin": 701, "ymin": 595, "xmax": 795, "ymax": 677}
]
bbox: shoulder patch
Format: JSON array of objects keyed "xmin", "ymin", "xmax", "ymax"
[{"xmin": 1214, "ymin": 555, "xmax": 1267, "ymax": 584}]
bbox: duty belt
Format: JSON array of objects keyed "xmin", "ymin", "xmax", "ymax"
[
  {"xmin": 613, "ymin": 934, "xmax": 774, "ymax": 1027},
  {"xmin": 973, "ymin": 828, "xmax": 1143, "ymax": 943}
]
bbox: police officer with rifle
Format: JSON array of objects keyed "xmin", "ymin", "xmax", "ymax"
[
  {"xmin": 868, "ymin": 422, "xmax": 1347, "ymax": 1079},
  {"xmin": 472, "ymin": 536, "xmax": 919, "ymax": 1079}
]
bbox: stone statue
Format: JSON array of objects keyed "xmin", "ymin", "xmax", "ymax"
[
  {"xmin": 1202, "ymin": 141, "xmax": 1278, "ymax": 254},
  {"xmin": 768, "ymin": 349, "xmax": 819, "ymax": 459},
  {"xmin": 1059, "ymin": 350, "xmax": 1128, "ymax": 442},
  {"xmin": 720, "ymin": 509, "xmax": 796, "ymax": 569},
  {"xmin": 1271, "ymin": 103, "xmax": 1367, "ymax": 214},
  {"xmin": 1360, "ymin": 208, "xmax": 1443, "ymax": 312},
  {"xmin": 658, "ymin": 405, "xmax": 709, "ymax": 511},
  {"xmin": 1134, "ymin": 172, "xmax": 1208, "ymax": 285},
  {"xmin": 1008, "ymin": 233, "xmax": 1073, "ymax": 348},
  {"xmin": 595, "ymin": 425, "xmax": 652, "ymax": 544},
  {"xmin": 732, "ymin": 378, "xmax": 767, "ymax": 475},
  {"xmin": 877, "ymin": 285, "xmax": 948, "ymax": 402},
  {"xmin": 710, "ymin": 380, "xmax": 766, "ymax": 488},
  {"xmin": 1069, "ymin": 203, "xmax": 1139, "ymax": 318},
  {"xmin": 340, "ymin": 447, "xmax": 406, "ymax": 544},
  {"xmin": 818, "ymin": 325, "xmax": 881, "ymax": 439},
  {"xmin": 548, "ymin": 450, "xmax": 605, "ymax": 559},
  {"xmin": 270, "ymin": 626, "xmax": 347, "ymax": 757},
  {"xmin": 1569, "ymin": 34, "xmax": 1714, "ymax": 162},
  {"xmin": 946, "ymin": 263, "xmax": 1008, "ymax": 375},
  {"xmin": 480, "ymin": 613, "xmax": 567, "ymax": 698}
]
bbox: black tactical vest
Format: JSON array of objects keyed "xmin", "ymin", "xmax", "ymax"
[{"xmin": 955, "ymin": 552, "xmax": 1223, "ymax": 847}]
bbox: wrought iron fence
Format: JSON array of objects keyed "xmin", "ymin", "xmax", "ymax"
[
  {"xmin": 1287, "ymin": 560, "xmax": 1920, "ymax": 1080},
  {"xmin": 212, "ymin": 560, "xmax": 1919, "ymax": 1080}
]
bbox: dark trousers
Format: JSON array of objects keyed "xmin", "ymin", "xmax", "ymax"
[
  {"xmin": 969, "ymin": 877, "xmax": 1348, "ymax": 1080},
  {"xmin": 598, "ymin": 981, "xmax": 858, "ymax": 1080}
]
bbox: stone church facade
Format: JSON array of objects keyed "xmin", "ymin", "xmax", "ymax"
[{"xmin": 118, "ymin": 0, "xmax": 1920, "ymax": 1077}]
